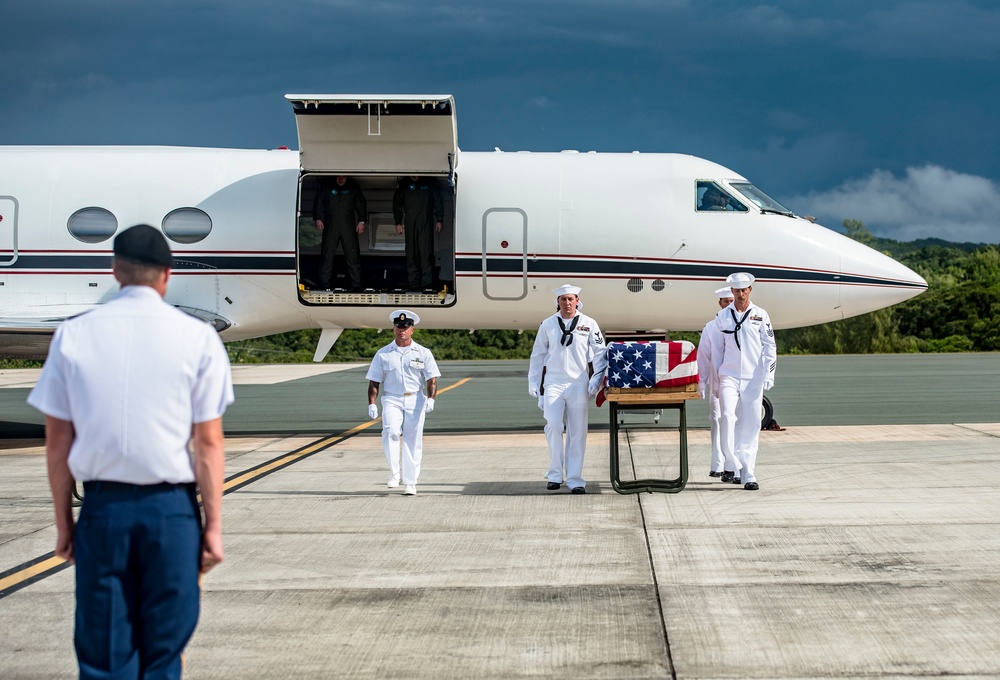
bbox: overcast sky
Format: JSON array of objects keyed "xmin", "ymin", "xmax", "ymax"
[{"xmin": 2, "ymin": 0, "xmax": 998, "ymax": 243}]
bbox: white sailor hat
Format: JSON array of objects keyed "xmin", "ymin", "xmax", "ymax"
[
  {"xmin": 552, "ymin": 284, "xmax": 583, "ymax": 309},
  {"xmin": 552, "ymin": 284, "xmax": 581, "ymax": 298},
  {"xmin": 389, "ymin": 309, "xmax": 420, "ymax": 327},
  {"xmin": 714, "ymin": 286, "xmax": 735, "ymax": 298},
  {"xmin": 726, "ymin": 272, "xmax": 756, "ymax": 288}
]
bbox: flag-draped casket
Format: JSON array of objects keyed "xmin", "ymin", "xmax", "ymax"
[{"xmin": 605, "ymin": 341, "xmax": 699, "ymax": 389}]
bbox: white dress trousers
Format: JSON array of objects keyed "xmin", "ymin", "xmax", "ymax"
[
  {"xmin": 542, "ymin": 378, "xmax": 590, "ymax": 489},
  {"xmin": 380, "ymin": 394, "xmax": 426, "ymax": 486},
  {"xmin": 718, "ymin": 375, "xmax": 764, "ymax": 482},
  {"xmin": 708, "ymin": 390, "xmax": 724, "ymax": 473},
  {"xmin": 697, "ymin": 319, "xmax": 725, "ymax": 474}
]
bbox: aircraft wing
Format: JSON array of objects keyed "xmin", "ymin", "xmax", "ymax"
[
  {"xmin": 0, "ymin": 304, "xmax": 101, "ymax": 330},
  {"xmin": 0, "ymin": 305, "xmax": 102, "ymax": 359}
]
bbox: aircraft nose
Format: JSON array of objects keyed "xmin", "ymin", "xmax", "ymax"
[{"xmin": 838, "ymin": 237, "xmax": 927, "ymax": 319}]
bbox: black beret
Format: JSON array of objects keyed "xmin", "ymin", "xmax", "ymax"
[{"xmin": 113, "ymin": 224, "xmax": 172, "ymax": 267}]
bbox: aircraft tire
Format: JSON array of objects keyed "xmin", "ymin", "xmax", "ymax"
[{"xmin": 761, "ymin": 395, "xmax": 775, "ymax": 430}]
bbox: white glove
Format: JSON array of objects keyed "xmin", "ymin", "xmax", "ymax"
[
  {"xmin": 537, "ymin": 396, "xmax": 545, "ymax": 411},
  {"xmin": 697, "ymin": 382, "xmax": 707, "ymax": 400},
  {"xmin": 424, "ymin": 398, "xmax": 435, "ymax": 414},
  {"xmin": 528, "ymin": 386, "xmax": 539, "ymax": 398},
  {"xmin": 587, "ymin": 373, "xmax": 604, "ymax": 396},
  {"xmin": 367, "ymin": 404, "xmax": 378, "ymax": 419},
  {"xmin": 764, "ymin": 379, "xmax": 774, "ymax": 391}
]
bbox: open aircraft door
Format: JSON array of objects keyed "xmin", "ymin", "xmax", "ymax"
[
  {"xmin": 285, "ymin": 94, "xmax": 457, "ymax": 176},
  {"xmin": 286, "ymin": 94, "xmax": 458, "ymax": 305},
  {"xmin": 0, "ymin": 196, "xmax": 18, "ymax": 265}
]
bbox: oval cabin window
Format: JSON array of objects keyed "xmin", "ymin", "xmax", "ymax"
[
  {"xmin": 163, "ymin": 208, "xmax": 212, "ymax": 244},
  {"xmin": 67, "ymin": 207, "xmax": 118, "ymax": 243}
]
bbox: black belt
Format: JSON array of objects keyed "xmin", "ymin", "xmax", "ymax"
[{"xmin": 82, "ymin": 481, "xmax": 195, "ymax": 493}]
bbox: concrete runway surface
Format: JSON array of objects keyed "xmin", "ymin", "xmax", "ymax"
[{"xmin": 0, "ymin": 355, "xmax": 998, "ymax": 679}]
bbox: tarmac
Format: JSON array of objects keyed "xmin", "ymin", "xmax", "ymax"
[{"xmin": 1, "ymin": 355, "xmax": 999, "ymax": 679}]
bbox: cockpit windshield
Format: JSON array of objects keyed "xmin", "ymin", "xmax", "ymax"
[
  {"xmin": 696, "ymin": 181, "xmax": 748, "ymax": 212},
  {"xmin": 729, "ymin": 182, "xmax": 793, "ymax": 215}
]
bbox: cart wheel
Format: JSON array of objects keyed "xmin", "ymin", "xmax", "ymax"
[{"xmin": 761, "ymin": 395, "xmax": 774, "ymax": 430}]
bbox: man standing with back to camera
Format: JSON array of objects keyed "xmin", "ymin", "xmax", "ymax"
[
  {"xmin": 28, "ymin": 224, "xmax": 235, "ymax": 679},
  {"xmin": 709, "ymin": 272, "xmax": 776, "ymax": 491}
]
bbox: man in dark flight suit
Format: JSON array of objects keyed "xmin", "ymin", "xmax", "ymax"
[
  {"xmin": 312, "ymin": 175, "xmax": 367, "ymax": 291},
  {"xmin": 393, "ymin": 176, "xmax": 443, "ymax": 291}
]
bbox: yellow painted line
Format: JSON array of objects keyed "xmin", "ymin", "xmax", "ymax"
[
  {"xmin": 0, "ymin": 555, "xmax": 66, "ymax": 593},
  {"xmin": 1, "ymin": 377, "xmax": 474, "ymax": 595},
  {"xmin": 221, "ymin": 376, "xmax": 471, "ymax": 492},
  {"xmin": 222, "ymin": 421, "xmax": 375, "ymax": 491},
  {"xmin": 440, "ymin": 377, "xmax": 472, "ymax": 393}
]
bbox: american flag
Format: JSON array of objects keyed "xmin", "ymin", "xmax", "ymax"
[{"xmin": 606, "ymin": 341, "xmax": 699, "ymax": 389}]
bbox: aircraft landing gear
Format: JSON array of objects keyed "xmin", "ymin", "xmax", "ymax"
[{"xmin": 761, "ymin": 395, "xmax": 776, "ymax": 430}]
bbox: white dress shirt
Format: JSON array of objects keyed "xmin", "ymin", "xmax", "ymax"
[
  {"xmin": 709, "ymin": 302, "xmax": 777, "ymax": 382},
  {"xmin": 365, "ymin": 340, "xmax": 441, "ymax": 395},
  {"xmin": 528, "ymin": 312, "xmax": 608, "ymax": 389},
  {"xmin": 28, "ymin": 285, "xmax": 235, "ymax": 485}
]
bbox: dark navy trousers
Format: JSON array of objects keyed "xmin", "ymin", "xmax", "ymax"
[{"xmin": 75, "ymin": 482, "xmax": 201, "ymax": 680}]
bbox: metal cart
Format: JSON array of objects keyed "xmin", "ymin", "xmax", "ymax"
[{"xmin": 606, "ymin": 384, "xmax": 700, "ymax": 494}]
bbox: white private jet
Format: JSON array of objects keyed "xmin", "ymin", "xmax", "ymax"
[{"xmin": 0, "ymin": 94, "xmax": 926, "ymax": 361}]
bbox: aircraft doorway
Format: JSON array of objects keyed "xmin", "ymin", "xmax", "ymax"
[
  {"xmin": 296, "ymin": 174, "xmax": 457, "ymax": 307},
  {"xmin": 0, "ymin": 197, "xmax": 18, "ymax": 265},
  {"xmin": 482, "ymin": 208, "xmax": 527, "ymax": 300},
  {"xmin": 287, "ymin": 94, "xmax": 458, "ymax": 308}
]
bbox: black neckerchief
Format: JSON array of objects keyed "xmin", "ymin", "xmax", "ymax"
[
  {"xmin": 723, "ymin": 307, "xmax": 752, "ymax": 350},
  {"xmin": 558, "ymin": 314, "xmax": 579, "ymax": 346}
]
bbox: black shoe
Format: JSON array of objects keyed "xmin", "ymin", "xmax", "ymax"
[
  {"xmin": 709, "ymin": 471, "xmax": 723, "ymax": 477},
  {"xmin": 546, "ymin": 482, "xmax": 561, "ymax": 491},
  {"xmin": 570, "ymin": 487, "xmax": 586, "ymax": 494},
  {"xmin": 721, "ymin": 471, "xmax": 735, "ymax": 483},
  {"xmin": 744, "ymin": 482, "xmax": 759, "ymax": 491},
  {"xmin": 733, "ymin": 477, "xmax": 741, "ymax": 484}
]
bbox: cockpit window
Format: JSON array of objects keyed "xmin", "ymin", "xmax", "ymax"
[
  {"xmin": 729, "ymin": 182, "xmax": 793, "ymax": 215},
  {"xmin": 696, "ymin": 181, "xmax": 748, "ymax": 212}
]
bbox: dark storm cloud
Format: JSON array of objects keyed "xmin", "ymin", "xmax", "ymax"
[{"xmin": 1, "ymin": 0, "xmax": 997, "ymax": 241}]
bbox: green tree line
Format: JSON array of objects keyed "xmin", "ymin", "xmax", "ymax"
[{"xmin": 779, "ymin": 220, "xmax": 999, "ymax": 353}]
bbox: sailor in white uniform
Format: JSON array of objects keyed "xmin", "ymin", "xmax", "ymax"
[
  {"xmin": 708, "ymin": 272, "xmax": 777, "ymax": 490},
  {"xmin": 697, "ymin": 286, "xmax": 735, "ymax": 477},
  {"xmin": 366, "ymin": 309, "xmax": 441, "ymax": 496},
  {"xmin": 528, "ymin": 284, "xmax": 608, "ymax": 493}
]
